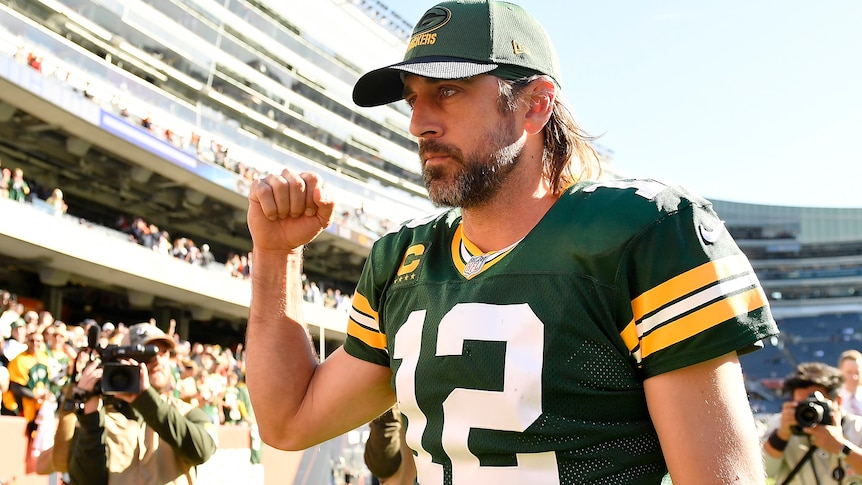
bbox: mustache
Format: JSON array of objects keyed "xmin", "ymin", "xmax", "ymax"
[{"xmin": 419, "ymin": 139, "xmax": 463, "ymax": 162}]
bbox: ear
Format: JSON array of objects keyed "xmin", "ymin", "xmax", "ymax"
[{"xmin": 523, "ymin": 77, "xmax": 556, "ymax": 135}]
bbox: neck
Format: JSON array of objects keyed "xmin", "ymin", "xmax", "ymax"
[{"xmin": 460, "ymin": 147, "xmax": 557, "ymax": 252}]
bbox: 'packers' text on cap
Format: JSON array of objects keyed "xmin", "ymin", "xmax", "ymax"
[{"xmin": 352, "ymin": 0, "xmax": 561, "ymax": 107}]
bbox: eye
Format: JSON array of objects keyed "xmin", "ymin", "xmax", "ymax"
[{"xmin": 440, "ymin": 87, "xmax": 456, "ymax": 98}]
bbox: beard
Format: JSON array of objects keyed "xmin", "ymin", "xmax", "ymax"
[
  {"xmin": 148, "ymin": 365, "xmax": 172, "ymax": 393},
  {"xmin": 420, "ymin": 116, "xmax": 525, "ymax": 209}
]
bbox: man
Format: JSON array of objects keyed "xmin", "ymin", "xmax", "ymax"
[
  {"xmin": 66, "ymin": 322, "xmax": 216, "ymax": 484},
  {"xmin": 2, "ymin": 330, "xmax": 49, "ymax": 422},
  {"xmin": 2, "ymin": 317, "xmax": 28, "ymax": 364},
  {"xmin": 8, "ymin": 167, "xmax": 30, "ymax": 203},
  {"xmin": 839, "ymin": 350, "xmax": 862, "ymax": 416},
  {"xmin": 763, "ymin": 362, "xmax": 862, "ymax": 484},
  {"xmin": 245, "ymin": 1, "xmax": 779, "ymax": 483}
]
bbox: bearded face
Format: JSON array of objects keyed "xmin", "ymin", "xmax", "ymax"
[
  {"xmin": 420, "ymin": 110, "xmax": 525, "ymax": 209},
  {"xmin": 146, "ymin": 347, "xmax": 173, "ymax": 393}
]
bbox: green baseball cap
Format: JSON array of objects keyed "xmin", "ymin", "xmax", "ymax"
[{"xmin": 352, "ymin": 0, "xmax": 561, "ymax": 107}]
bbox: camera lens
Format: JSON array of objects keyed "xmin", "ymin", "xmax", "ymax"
[
  {"xmin": 101, "ymin": 363, "xmax": 141, "ymax": 394},
  {"xmin": 797, "ymin": 404, "xmax": 822, "ymax": 425},
  {"xmin": 106, "ymin": 368, "xmax": 133, "ymax": 389}
]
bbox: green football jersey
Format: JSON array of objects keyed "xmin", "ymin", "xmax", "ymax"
[{"xmin": 344, "ymin": 179, "xmax": 778, "ymax": 484}]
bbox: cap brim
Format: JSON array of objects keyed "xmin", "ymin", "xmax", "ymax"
[
  {"xmin": 353, "ymin": 57, "xmax": 498, "ymax": 107},
  {"xmin": 144, "ymin": 336, "xmax": 176, "ymax": 350}
]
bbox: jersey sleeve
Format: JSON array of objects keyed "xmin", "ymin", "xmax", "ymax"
[
  {"xmin": 342, "ymin": 242, "xmax": 392, "ymax": 368},
  {"xmin": 617, "ymin": 195, "xmax": 779, "ymax": 378}
]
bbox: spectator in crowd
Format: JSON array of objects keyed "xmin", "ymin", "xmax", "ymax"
[
  {"xmin": 156, "ymin": 229, "xmax": 173, "ymax": 256},
  {"xmin": 45, "ymin": 188, "xmax": 68, "ymax": 216},
  {"xmin": 171, "ymin": 237, "xmax": 190, "ymax": 260},
  {"xmin": 221, "ymin": 371, "xmax": 246, "ymax": 425},
  {"xmin": 244, "ymin": 1, "xmax": 778, "ymax": 483},
  {"xmin": 66, "ymin": 322, "xmax": 216, "ymax": 484},
  {"xmin": 0, "ymin": 166, "xmax": 11, "ymax": 198},
  {"xmin": 839, "ymin": 350, "xmax": 862, "ymax": 416},
  {"xmin": 21, "ymin": 310, "xmax": 39, "ymax": 335},
  {"xmin": 185, "ymin": 244, "xmax": 203, "ymax": 265},
  {"xmin": 763, "ymin": 361, "xmax": 862, "ymax": 483},
  {"xmin": 99, "ymin": 322, "xmax": 116, "ymax": 347},
  {"xmin": 236, "ymin": 254, "xmax": 249, "ymax": 278},
  {"xmin": 176, "ymin": 358, "xmax": 199, "ymax": 405},
  {"xmin": 0, "ymin": 293, "xmax": 21, "ymax": 346},
  {"xmin": 200, "ymin": 243, "xmax": 216, "ymax": 267},
  {"xmin": 43, "ymin": 324, "xmax": 75, "ymax": 397},
  {"xmin": 188, "ymin": 341, "xmax": 205, "ymax": 367},
  {"xmin": 322, "ymin": 288, "xmax": 337, "ymax": 309},
  {"xmin": 144, "ymin": 223, "xmax": 161, "ymax": 250},
  {"xmin": 197, "ymin": 382, "xmax": 221, "ymax": 426},
  {"xmin": 3, "ymin": 318, "xmax": 29, "ymax": 365},
  {"xmin": 2, "ymin": 330, "xmax": 49, "ymax": 428},
  {"xmin": 8, "ymin": 167, "xmax": 31, "ymax": 202}
]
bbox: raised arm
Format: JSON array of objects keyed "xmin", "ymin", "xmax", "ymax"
[
  {"xmin": 644, "ymin": 352, "xmax": 765, "ymax": 484},
  {"xmin": 245, "ymin": 169, "xmax": 395, "ymax": 451}
]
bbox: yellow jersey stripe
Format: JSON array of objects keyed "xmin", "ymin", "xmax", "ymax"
[
  {"xmin": 631, "ymin": 255, "xmax": 752, "ymax": 322},
  {"xmin": 451, "ymin": 224, "xmax": 467, "ymax": 276},
  {"xmin": 640, "ymin": 286, "xmax": 767, "ymax": 358},
  {"xmin": 347, "ymin": 318, "xmax": 387, "ymax": 350},
  {"xmin": 350, "ymin": 292, "xmax": 379, "ymax": 331}
]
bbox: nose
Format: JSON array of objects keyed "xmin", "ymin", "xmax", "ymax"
[{"xmin": 408, "ymin": 93, "xmax": 441, "ymax": 140}]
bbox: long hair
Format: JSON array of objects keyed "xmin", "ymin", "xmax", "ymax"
[{"xmin": 498, "ymin": 76, "xmax": 601, "ymax": 195}]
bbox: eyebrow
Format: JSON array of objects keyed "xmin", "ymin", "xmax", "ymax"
[{"xmin": 401, "ymin": 76, "xmax": 478, "ymax": 99}]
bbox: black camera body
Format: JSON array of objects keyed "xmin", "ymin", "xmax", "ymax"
[
  {"xmin": 794, "ymin": 391, "xmax": 833, "ymax": 433},
  {"xmin": 96, "ymin": 344, "xmax": 159, "ymax": 394}
]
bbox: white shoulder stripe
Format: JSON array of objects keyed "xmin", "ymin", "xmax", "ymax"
[
  {"xmin": 349, "ymin": 307, "xmax": 380, "ymax": 331},
  {"xmin": 637, "ymin": 272, "xmax": 760, "ymax": 336}
]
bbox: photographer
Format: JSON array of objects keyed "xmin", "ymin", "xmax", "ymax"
[
  {"xmin": 764, "ymin": 362, "xmax": 862, "ymax": 484},
  {"xmin": 66, "ymin": 322, "xmax": 216, "ymax": 485}
]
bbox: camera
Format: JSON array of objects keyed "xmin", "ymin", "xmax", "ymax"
[
  {"xmin": 95, "ymin": 344, "xmax": 160, "ymax": 394},
  {"xmin": 794, "ymin": 391, "xmax": 833, "ymax": 431}
]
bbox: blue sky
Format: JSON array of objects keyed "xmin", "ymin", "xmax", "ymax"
[{"xmin": 380, "ymin": 1, "xmax": 862, "ymax": 208}]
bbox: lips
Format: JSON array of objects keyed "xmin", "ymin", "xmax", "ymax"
[{"xmin": 422, "ymin": 153, "xmax": 449, "ymax": 165}]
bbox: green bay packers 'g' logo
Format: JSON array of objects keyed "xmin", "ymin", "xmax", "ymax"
[
  {"xmin": 415, "ymin": 7, "xmax": 451, "ymax": 35},
  {"xmin": 407, "ymin": 7, "xmax": 450, "ymax": 51}
]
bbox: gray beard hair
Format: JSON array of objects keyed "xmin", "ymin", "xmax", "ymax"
[{"xmin": 423, "ymin": 134, "xmax": 525, "ymax": 209}]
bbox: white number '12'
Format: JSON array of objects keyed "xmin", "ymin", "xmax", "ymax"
[{"xmin": 393, "ymin": 303, "xmax": 560, "ymax": 484}]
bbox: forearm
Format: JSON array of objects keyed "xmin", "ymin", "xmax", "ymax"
[
  {"xmin": 10, "ymin": 381, "xmax": 36, "ymax": 399},
  {"xmin": 132, "ymin": 388, "xmax": 216, "ymax": 464},
  {"xmin": 51, "ymin": 408, "xmax": 78, "ymax": 472},
  {"xmin": 647, "ymin": 353, "xmax": 765, "ymax": 484},
  {"xmin": 68, "ymin": 409, "xmax": 107, "ymax": 485},
  {"xmin": 245, "ymin": 248, "xmax": 320, "ymax": 447}
]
